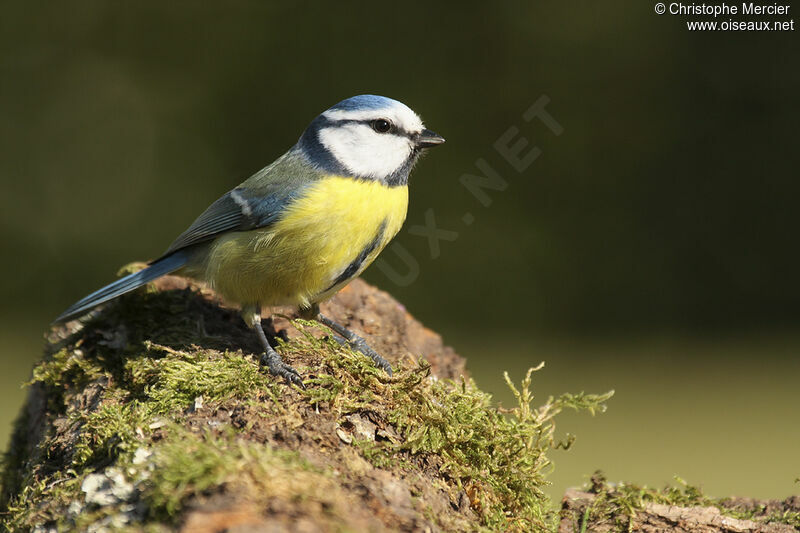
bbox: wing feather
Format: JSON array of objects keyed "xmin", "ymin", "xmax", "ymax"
[
  {"xmin": 158, "ymin": 152, "xmax": 320, "ymax": 258},
  {"xmin": 163, "ymin": 194, "xmax": 247, "ymax": 255},
  {"xmin": 161, "ymin": 189, "xmax": 296, "ymax": 256}
]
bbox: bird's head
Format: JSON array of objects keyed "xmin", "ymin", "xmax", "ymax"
[{"xmin": 297, "ymin": 95, "xmax": 445, "ymax": 186}]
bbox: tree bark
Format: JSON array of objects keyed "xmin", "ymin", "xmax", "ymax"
[
  {"xmin": 2, "ymin": 277, "xmax": 473, "ymax": 532},
  {"xmin": 559, "ymin": 487, "xmax": 799, "ymax": 533},
  {"xmin": 2, "ymin": 274, "xmax": 795, "ymax": 532}
]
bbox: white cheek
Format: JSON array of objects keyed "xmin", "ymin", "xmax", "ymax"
[{"xmin": 319, "ymin": 125, "xmax": 411, "ymax": 180}]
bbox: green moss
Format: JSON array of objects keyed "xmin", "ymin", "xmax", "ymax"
[
  {"xmin": 129, "ymin": 342, "xmax": 283, "ymax": 411},
  {"xmin": 1, "ymin": 287, "xmax": 614, "ymax": 532},
  {"xmin": 578, "ymin": 472, "xmax": 800, "ymax": 531},
  {"xmin": 0, "ymin": 290, "xmax": 291, "ymax": 529},
  {"xmin": 62, "ymin": 343, "xmax": 285, "ymax": 467},
  {"xmin": 30, "ymin": 347, "xmax": 104, "ymax": 390},
  {"xmin": 2, "ymin": 465, "xmax": 83, "ymax": 532},
  {"xmin": 392, "ymin": 367, "xmax": 611, "ymax": 531},
  {"xmin": 294, "ymin": 322, "xmax": 614, "ymax": 532},
  {"xmin": 139, "ymin": 427, "xmax": 330, "ymax": 520}
]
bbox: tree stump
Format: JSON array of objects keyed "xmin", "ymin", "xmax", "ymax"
[{"xmin": 2, "ymin": 275, "xmax": 590, "ymax": 532}]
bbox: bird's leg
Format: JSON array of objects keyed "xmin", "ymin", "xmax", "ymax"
[
  {"xmin": 242, "ymin": 305, "xmax": 304, "ymax": 387},
  {"xmin": 302, "ymin": 304, "xmax": 393, "ymax": 376},
  {"xmin": 254, "ymin": 324, "xmax": 305, "ymax": 387}
]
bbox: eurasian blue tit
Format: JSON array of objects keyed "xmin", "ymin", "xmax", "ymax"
[{"xmin": 55, "ymin": 95, "xmax": 445, "ymax": 386}]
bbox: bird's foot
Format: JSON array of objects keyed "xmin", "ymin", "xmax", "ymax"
[
  {"xmin": 317, "ymin": 313, "xmax": 393, "ymax": 376},
  {"xmin": 331, "ymin": 333, "xmax": 393, "ymax": 376},
  {"xmin": 259, "ymin": 347, "xmax": 305, "ymax": 388},
  {"xmin": 248, "ymin": 309, "xmax": 304, "ymax": 388}
]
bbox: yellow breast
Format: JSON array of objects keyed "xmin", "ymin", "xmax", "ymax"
[{"xmin": 204, "ymin": 176, "xmax": 408, "ymax": 308}]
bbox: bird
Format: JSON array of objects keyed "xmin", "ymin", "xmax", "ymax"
[{"xmin": 54, "ymin": 94, "xmax": 445, "ymax": 387}]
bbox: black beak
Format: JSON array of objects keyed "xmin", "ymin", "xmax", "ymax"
[{"xmin": 414, "ymin": 129, "xmax": 446, "ymax": 148}]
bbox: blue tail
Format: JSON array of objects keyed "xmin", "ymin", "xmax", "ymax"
[{"xmin": 53, "ymin": 252, "xmax": 189, "ymax": 324}]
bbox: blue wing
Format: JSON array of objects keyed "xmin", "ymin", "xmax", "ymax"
[
  {"xmin": 161, "ymin": 187, "xmax": 294, "ymax": 256},
  {"xmin": 159, "ymin": 152, "xmax": 318, "ymax": 258},
  {"xmin": 54, "ymin": 151, "xmax": 320, "ymax": 323},
  {"xmin": 54, "ymin": 185, "xmax": 296, "ymax": 324}
]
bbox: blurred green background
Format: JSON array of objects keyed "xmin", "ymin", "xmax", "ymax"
[{"xmin": 1, "ymin": 2, "xmax": 798, "ymax": 502}]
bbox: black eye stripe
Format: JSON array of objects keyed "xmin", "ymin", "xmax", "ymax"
[{"xmin": 321, "ymin": 117, "xmax": 414, "ymax": 139}]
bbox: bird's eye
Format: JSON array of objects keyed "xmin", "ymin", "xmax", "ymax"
[{"xmin": 371, "ymin": 119, "xmax": 392, "ymax": 133}]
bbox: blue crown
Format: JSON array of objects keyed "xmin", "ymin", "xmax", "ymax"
[{"xmin": 328, "ymin": 94, "xmax": 399, "ymax": 112}]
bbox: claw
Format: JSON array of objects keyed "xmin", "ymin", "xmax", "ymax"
[
  {"xmin": 322, "ymin": 318, "xmax": 393, "ymax": 377},
  {"xmin": 250, "ymin": 312, "xmax": 305, "ymax": 388},
  {"xmin": 352, "ymin": 338, "xmax": 393, "ymax": 376},
  {"xmin": 260, "ymin": 350, "xmax": 305, "ymax": 389}
]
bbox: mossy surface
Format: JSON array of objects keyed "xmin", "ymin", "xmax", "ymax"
[
  {"xmin": 566, "ymin": 472, "xmax": 800, "ymax": 532},
  {"xmin": 0, "ymin": 277, "xmax": 613, "ymax": 532}
]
